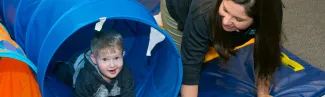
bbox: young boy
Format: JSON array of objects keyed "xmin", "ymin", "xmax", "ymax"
[{"xmin": 74, "ymin": 29, "xmax": 135, "ymax": 97}]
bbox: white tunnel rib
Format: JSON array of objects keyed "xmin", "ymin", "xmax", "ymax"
[
  {"xmin": 146, "ymin": 27, "xmax": 165, "ymax": 56},
  {"xmin": 95, "ymin": 17, "xmax": 107, "ymax": 31}
]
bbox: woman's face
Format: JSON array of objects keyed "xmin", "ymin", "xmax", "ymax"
[{"xmin": 219, "ymin": 0, "xmax": 253, "ymax": 32}]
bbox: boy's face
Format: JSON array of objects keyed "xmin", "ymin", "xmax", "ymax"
[{"xmin": 90, "ymin": 47, "xmax": 124, "ymax": 82}]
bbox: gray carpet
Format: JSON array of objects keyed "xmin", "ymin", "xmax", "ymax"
[{"xmin": 282, "ymin": 0, "xmax": 325, "ymax": 70}]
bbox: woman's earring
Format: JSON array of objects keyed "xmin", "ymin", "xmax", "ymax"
[{"xmin": 236, "ymin": 30, "xmax": 240, "ymax": 32}]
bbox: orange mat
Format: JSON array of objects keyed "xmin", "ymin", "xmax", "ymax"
[{"xmin": 0, "ymin": 57, "xmax": 41, "ymax": 97}]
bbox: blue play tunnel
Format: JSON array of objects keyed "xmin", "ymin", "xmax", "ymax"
[{"xmin": 2, "ymin": 0, "xmax": 182, "ymax": 97}]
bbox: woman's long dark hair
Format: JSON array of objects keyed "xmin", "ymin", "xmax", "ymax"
[{"xmin": 204, "ymin": 0, "xmax": 284, "ymax": 82}]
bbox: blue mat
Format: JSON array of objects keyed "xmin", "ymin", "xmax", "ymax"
[{"xmin": 199, "ymin": 45, "xmax": 325, "ymax": 97}]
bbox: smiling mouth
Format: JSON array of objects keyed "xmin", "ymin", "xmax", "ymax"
[
  {"xmin": 109, "ymin": 69, "xmax": 117, "ymax": 74},
  {"xmin": 223, "ymin": 25, "xmax": 233, "ymax": 30}
]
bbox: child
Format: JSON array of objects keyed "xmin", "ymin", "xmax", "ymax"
[{"xmin": 74, "ymin": 29, "xmax": 135, "ymax": 97}]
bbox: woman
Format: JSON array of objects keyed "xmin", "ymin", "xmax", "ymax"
[{"xmin": 161, "ymin": 0, "xmax": 283, "ymax": 96}]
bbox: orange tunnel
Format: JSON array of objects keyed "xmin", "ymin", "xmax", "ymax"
[{"xmin": 0, "ymin": 23, "xmax": 41, "ymax": 97}]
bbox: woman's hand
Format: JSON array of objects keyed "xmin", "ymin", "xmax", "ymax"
[
  {"xmin": 181, "ymin": 85, "xmax": 198, "ymax": 97},
  {"xmin": 256, "ymin": 78, "xmax": 272, "ymax": 97},
  {"xmin": 258, "ymin": 94, "xmax": 273, "ymax": 97}
]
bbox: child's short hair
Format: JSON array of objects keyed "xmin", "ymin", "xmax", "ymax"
[{"xmin": 90, "ymin": 29, "xmax": 123, "ymax": 56}]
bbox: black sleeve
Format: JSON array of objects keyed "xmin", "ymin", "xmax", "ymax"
[
  {"xmin": 120, "ymin": 66, "xmax": 135, "ymax": 97},
  {"xmin": 166, "ymin": 0, "xmax": 192, "ymax": 31},
  {"xmin": 74, "ymin": 70, "xmax": 95, "ymax": 97},
  {"xmin": 181, "ymin": 1, "xmax": 211, "ymax": 85}
]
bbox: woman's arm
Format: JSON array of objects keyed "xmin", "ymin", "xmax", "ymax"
[
  {"xmin": 256, "ymin": 78, "xmax": 273, "ymax": 97},
  {"xmin": 180, "ymin": 1, "xmax": 211, "ymax": 96},
  {"xmin": 165, "ymin": 0, "xmax": 192, "ymax": 31}
]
